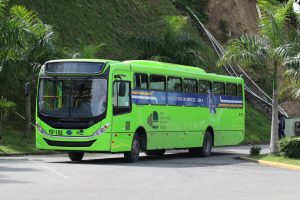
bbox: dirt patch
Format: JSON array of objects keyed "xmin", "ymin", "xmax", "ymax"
[
  {"xmin": 206, "ymin": 0, "xmax": 258, "ymax": 42},
  {"xmin": 280, "ymin": 101, "xmax": 300, "ymax": 117}
]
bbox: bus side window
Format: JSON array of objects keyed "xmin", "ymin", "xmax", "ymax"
[
  {"xmin": 134, "ymin": 73, "xmax": 148, "ymax": 90},
  {"xmin": 150, "ymin": 75, "xmax": 166, "ymax": 91},
  {"xmin": 237, "ymin": 84, "xmax": 243, "ymax": 97},
  {"xmin": 184, "ymin": 79, "xmax": 197, "ymax": 93},
  {"xmin": 225, "ymin": 83, "xmax": 237, "ymax": 96},
  {"xmin": 199, "ymin": 80, "xmax": 211, "ymax": 94},
  {"xmin": 213, "ymin": 82, "xmax": 225, "ymax": 95},
  {"xmin": 167, "ymin": 77, "xmax": 182, "ymax": 92},
  {"xmin": 113, "ymin": 81, "xmax": 131, "ymax": 115}
]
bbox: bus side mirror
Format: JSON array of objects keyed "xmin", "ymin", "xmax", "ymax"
[
  {"xmin": 25, "ymin": 82, "xmax": 31, "ymax": 97},
  {"xmin": 118, "ymin": 82, "xmax": 126, "ymax": 97}
]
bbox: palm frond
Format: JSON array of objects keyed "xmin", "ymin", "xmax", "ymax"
[
  {"xmin": 218, "ymin": 35, "xmax": 270, "ymax": 67},
  {"xmin": 284, "ymin": 52, "xmax": 300, "ymax": 78},
  {"xmin": 0, "ymin": 0, "xmax": 8, "ymax": 19},
  {"xmin": 9, "ymin": 5, "xmax": 40, "ymax": 28},
  {"xmin": 258, "ymin": 0, "xmax": 294, "ymax": 46}
]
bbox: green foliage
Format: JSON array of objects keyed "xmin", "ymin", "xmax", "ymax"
[
  {"xmin": 0, "ymin": 97, "xmax": 15, "ymax": 121},
  {"xmin": 0, "ymin": 97, "xmax": 16, "ymax": 136},
  {"xmin": 11, "ymin": 0, "xmax": 184, "ymax": 60},
  {"xmin": 250, "ymin": 145, "xmax": 262, "ymax": 156},
  {"xmin": 279, "ymin": 137, "xmax": 300, "ymax": 158},
  {"xmin": 0, "ymin": 0, "xmax": 56, "ymax": 122},
  {"xmin": 172, "ymin": 0, "xmax": 209, "ymax": 22},
  {"xmin": 137, "ymin": 15, "xmax": 216, "ymax": 68},
  {"xmin": 245, "ymin": 102, "xmax": 271, "ymax": 143},
  {"xmin": 219, "ymin": 0, "xmax": 300, "ymax": 153},
  {"xmin": 62, "ymin": 40, "xmax": 106, "ymax": 59}
]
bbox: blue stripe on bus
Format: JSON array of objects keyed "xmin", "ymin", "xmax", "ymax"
[{"xmin": 131, "ymin": 90, "xmax": 243, "ymax": 108}]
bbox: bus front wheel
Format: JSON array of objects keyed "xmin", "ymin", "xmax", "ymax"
[
  {"xmin": 189, "ymin": 131, "xmax": 212, "ymax": 157},
  {"xmin": 68, "ymin": 152, "xmax": 84, "ymax": 162},
  {"xmin": 124, "ymin": 134, "xmax": 140, "ymax": 162}
]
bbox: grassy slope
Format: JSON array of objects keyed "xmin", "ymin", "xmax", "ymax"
[
  {"xmin": 13, "ymin": 0, "xmax": 192, "ymax": 60},
  {"xmin": 245, "ymin": 103, "xmax": 271, "ymax": 144},
  {"xmin": 0, "ymin": 128, "xmax": 38, "ymax": 154}
]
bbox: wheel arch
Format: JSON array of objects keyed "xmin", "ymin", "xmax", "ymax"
[
  {"xmin": 206, "ymin": 126, "xmax": 215, "ymax": 146},
  {"xmin": 135, "ymin": 126, "xmax": 147, "ymax": 150}
]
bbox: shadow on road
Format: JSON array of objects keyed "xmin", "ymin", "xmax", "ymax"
[{"xmin": 50, "ymin": 151, "xmax": 250, "ymax": 168}]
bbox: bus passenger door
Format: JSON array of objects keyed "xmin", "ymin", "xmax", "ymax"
[{"xmin": 111, "ymin": 78, "xmax": 133, "ymax": 152}]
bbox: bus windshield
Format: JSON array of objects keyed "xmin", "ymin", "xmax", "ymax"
[{"xmin": 38, "ymin": 78, "xmax": 107, "ymax": 118}]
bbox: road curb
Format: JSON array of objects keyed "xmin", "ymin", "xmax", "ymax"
[
  {"xmin": 0, "ymin": 152, "xmax": 63, "ymax": 157},
  {"xmin": 239, "ymin": 156, "xmax": 300, "ymax": 171}
]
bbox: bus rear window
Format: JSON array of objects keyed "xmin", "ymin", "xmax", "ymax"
[
  {"xmin": 150, "ymin": 75, "xmax": 166, "ymax": 91},
  {"xmin": 237, "ymin": 84, "xmax": 243, "ymax": 97},
  {"xmin": 226, "ymin": 83, "xmax": 237, "ymax": 96}
]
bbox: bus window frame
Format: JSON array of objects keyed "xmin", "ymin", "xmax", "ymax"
[
  {"xmin": 167, "ymin": 76, "xmax": 183, "ymax": 93},
  {"xmin": 134, "ymin": 73, "xmax": 149, "ymax": 90},
  {"xmin": 198, "ymin": 80, "xmax": 212, "ymax": 94},
  {"xmin": 149, "ymin": 74, "xmax": 166, "ymax": 91},
  {"xmin": 113, "ymin": 80, "xmax": 132, "ymax": 116},
  {"xmin": 225, "ymin": 83, "xmax": 237, "ymax": 96},
  {"xmin": 149, "ymin": 74, "xmax": 167, "ymax": 106},
  {"xmin": 213, "ymin": 81, "xmax": 225, "ymax": 95},
  {"xmin": 183, "ymin": 78, "xmax": 198, "ymax": 94},
  {"xmin": 237, "ymin": 84, "xmax": 243, "ymax": 97},
  {"xmin": 167, "ymin": 76, "xmax": 183, "ymax": 107}
]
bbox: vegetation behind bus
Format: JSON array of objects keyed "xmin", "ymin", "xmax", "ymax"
[{"xmin": 0, "ymin": 0, "xmax": 275, "ymax": 154}]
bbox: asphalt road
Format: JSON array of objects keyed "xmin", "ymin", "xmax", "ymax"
[{"xmin": 0, "ymin": 146, "xmax": 299, "ymax": 200}]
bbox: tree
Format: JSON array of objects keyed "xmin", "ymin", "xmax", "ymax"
[
  {"xmin": 0, "ymin": 0, "xmax": 56, "ymax": 137},
  {"xmin": 136, "ymin": 15, "xmax": 210, "ymax": 67},
  {"xmin": 218, "ymin": 0, "xmax": 299, "ymax": 154},
  {"xmin": 0, "ymin": 97, "xmax": 16, "ymax": 139},
  {"xmin": 62, "ymin": 40, "xmax": 105, "ymax": 59}
]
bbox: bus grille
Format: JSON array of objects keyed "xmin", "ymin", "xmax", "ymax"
[{"xmin": 44, "ymin": 138, "xmax": 96, "ymax": 147}]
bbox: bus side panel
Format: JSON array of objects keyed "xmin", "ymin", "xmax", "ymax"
[{"xmin": 213, "ymin": 89, "xmax": 245, "ymax": 146}]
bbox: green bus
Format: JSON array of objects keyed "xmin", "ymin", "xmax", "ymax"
[{"xmin": 36, "ymin": 59, "xmax": 245, "ymax": 162}]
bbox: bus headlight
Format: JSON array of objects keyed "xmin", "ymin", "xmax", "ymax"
[
  {"xmin": 93, "ymin": 123, "xmax": 110, "ymax": 136},
  {"xmin": 36, "ymin": 123, "xmax": 47, "ymax": 135}
]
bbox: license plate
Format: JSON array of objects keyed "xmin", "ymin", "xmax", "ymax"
[{"xmin": 48, "ymin": 129, "xmax": 63, "ymax": 136}]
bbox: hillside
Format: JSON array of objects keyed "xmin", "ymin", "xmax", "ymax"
[
  {"xmin": 13, "ymin": 0, "xmax": 200, "ymax": 60},
  {"xmin": 9, "ymin": 0, "xmax": 271, "ymax": 144}
]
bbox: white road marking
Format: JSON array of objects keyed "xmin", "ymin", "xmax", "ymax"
[{"xmin": 29, "ymin": 158, "xmax": 69, "ymax": 179}]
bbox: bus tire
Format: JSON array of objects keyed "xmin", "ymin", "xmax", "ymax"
[
  {"xmin": 189, "ymin": 131, "xmax": 212, "ymax": 157},
  {"xmin": 68, "ymin": 152, "xmax": 84, "ymax": 162},
  {"xmin": 145, "ymin": 149, "xmax": 165, "ymax": 157},
  {"xmin": 200, "ymin": 130, "xmax": 213, "ymax": 157},
  {"xmin": 124, "ymin": 133, "xmax": 140, "ymax": 162}
]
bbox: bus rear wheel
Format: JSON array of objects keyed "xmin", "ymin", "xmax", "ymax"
[
  {"xmin": 124, "ymin": 134, "xmax": 140, "ymax": 162},
  {"xmin": 189, "ymin": 131, "xmax": 212, "ymax": 157},
  {"xmin": 68, "ymin": 152, "xmax": 84, "ymax": 162},
  {"xmin": 145, "ymin": 149, "xmax": 165, "ymax": 157}
]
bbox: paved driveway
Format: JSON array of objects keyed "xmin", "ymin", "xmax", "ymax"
[{"xmin": 0, "ymin": 145, "xmax": 299, "ymax": 200}]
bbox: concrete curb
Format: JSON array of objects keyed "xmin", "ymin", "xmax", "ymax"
[{"xmin": 239, "ymin": 156, "xmax": 300, "ymax": 171}]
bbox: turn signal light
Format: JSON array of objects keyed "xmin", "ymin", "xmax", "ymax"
[{"xmin": 93, "ymin": 123, "xmax": 110, "ymax": 136}]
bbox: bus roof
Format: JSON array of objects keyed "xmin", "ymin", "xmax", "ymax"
[
  {"xmin": 40, "ymin": 59, "xmax": 243, "ymax": 83},
  {"xmin": 46, "ymin": 59, "xmax": 119, "ymax": 64},
  {"xmin": 122, "ymin": 60, "xmax": 243, "ymax": 83}
]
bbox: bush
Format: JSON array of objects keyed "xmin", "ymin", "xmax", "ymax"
[
  {"xmin": 250, "ymin": 145, "xmax": 262, "ymax": 156},
  {"xmin": 279, "ymin": 137, "xmax": 300, "ymax": 159}
]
